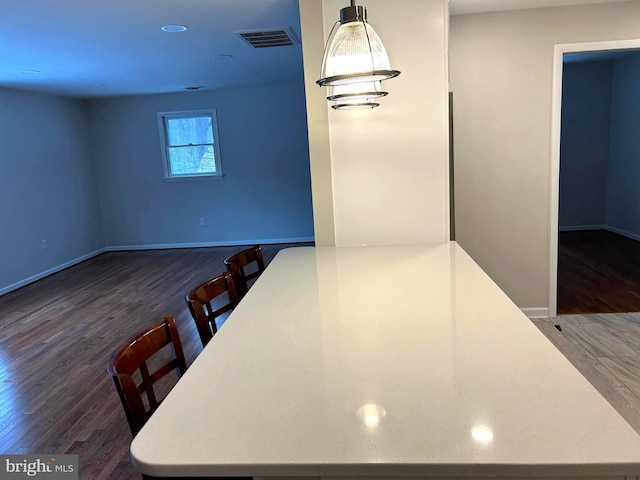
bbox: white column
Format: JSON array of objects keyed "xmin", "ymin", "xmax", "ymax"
[{"xmin": 299, "ymin": 0, "xmax": 450, "ymax": 247}]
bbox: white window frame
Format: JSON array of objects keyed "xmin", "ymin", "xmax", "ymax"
[{"xmin": 157, "ymin": 109, "xmax": 223, "ymax": 180}]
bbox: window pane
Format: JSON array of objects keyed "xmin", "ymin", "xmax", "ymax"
[
  {"xmin": 166, "ymin": 116, "xmax": 213, "ymax": 146},
  {"xmin": 168, "ymin": 146, "xmax": 216, "ymax": 175}
]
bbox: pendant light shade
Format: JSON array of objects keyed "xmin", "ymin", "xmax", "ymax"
[
  {"xmin": 316, "ymin": 1, "xmax": 400, "ymax": 109},
  {"xmin": 327, "ymin": 81, "xmax": 387, "ymax": 110}
]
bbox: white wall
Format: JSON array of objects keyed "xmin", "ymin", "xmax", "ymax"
[
  {"xmin": 450, "ymin": 2, "xmax": 640, "ymax": 312},
  {"xmin": 87, "ymin": 83, "xmax": 314, "ymax": 248},
  {"xmin": 0, "ymin": 88, "xmax": 104, "ymax": 293},
  {"xmin": 300, "ymin": 0, "xmax": 449, "ymax": 247},
  {"xmin": 298, "ymin": 0, "xmax": 335, "ymax": 247}
]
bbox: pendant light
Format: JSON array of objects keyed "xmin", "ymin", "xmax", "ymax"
[
  {"xmin": 327, "ymin": 81, "xmax": 388, "ymax": 110},
  {"xmin": 316, "ymin": 1, "xmax": 400, "ymax": 110}
]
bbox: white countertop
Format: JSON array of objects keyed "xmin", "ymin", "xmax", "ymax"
[{"xmin": 130, "ymin": 243, "xmax": 640, "ymax": 478}]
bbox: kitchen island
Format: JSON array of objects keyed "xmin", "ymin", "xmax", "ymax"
[{"xmin": 131, "ymin": 243, "xmax": 640, "ymax": 479}]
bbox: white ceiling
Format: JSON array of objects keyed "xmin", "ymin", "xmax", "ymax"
[
  {"xmin": 449, "ymin": 0, "xmax": 632, "ymax": 15},
  {"xmin": 1, "ymin": 0, "xmax": 632, "ymax": 99},
  {"xmin": 1, "ymin": 0, "xmax": 305, "ymax": 99}
]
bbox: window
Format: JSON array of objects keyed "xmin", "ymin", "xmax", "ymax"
[{"xmin": 157, "ymin": 110, "xmax": 223, "ymax": 179}]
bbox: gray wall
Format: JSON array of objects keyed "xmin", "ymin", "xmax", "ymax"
[
  {"xmin": 87, "ymin": 83, "xmax": 314, "ymax": 248},
  {"xmin": 559, "ymin": 61, "xmax": 613, "ymax": 228},
  {"xmin": 1, "ymin": 82, "xmax": 314, "ymax": 294},
  {"xmin": 449, "ymin": 1, "xmax": 640, "ymax": 313},
  {"xmin": 560, "ymin": 53, "xmax": 640, "ymax": 240},
  {"xmin": 0, "ymin": 88, "xmax": 104, "ymax": 292},
  {"xmin": 607, "ymin": 54, "xmax": 640, "ymax": 236}
]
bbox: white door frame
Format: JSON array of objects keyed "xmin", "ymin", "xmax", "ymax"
[{"xmin": 549, "ymin": 38, "xmax": 640, "ymax": 318}]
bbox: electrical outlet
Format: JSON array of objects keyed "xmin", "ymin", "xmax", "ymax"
[
  {"xmin": 41, "ymin": 239, "xmax": 48, "ymax": 250},
  {"xmin": 199, "ymin": 217, "xmax": 205, "ymax": 226}
]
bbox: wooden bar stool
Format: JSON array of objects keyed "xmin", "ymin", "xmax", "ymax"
[
  {"xmin": 107, "ymin": 316, "xmax": 187, "ymax": 437},
  {"xmin": 186, "ymin": 271, "xmax": 239, "ymax": 348},
  {"xmin": 223, "ymin": 245, "xmax": 265, "ymax": 300}
]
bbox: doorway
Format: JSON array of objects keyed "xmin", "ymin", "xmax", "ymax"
[{"xmin": 550, "ymin": 39, "xmax": 640, "ymax": 317}]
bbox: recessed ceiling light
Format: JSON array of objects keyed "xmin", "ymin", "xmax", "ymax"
[
  {"xmin": 22, "ymin": 70, "xmax": 41, "ymax": 75},
  {"xmin": 213, "ymin": 54, "xmax": 233, "ymax": 60},
  {"xmin": 161, "ymin": 25, "xmax": 187, "ymax": 32}
]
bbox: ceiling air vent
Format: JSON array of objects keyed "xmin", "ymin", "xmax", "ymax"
[{"xmin": 236, "ymin": 28, "xmax": 298, "ymax": 49}]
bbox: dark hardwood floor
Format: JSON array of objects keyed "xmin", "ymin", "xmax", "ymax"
[
  {"xmin": 0, "ymin": 243, "xmax": 311, "ymax": 479},
  {"xmin": 558, "ymin": 230, "xmax": 640, "ymax": 314}
]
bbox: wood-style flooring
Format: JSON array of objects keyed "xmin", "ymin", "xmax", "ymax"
[
  {"xmin": 5, "ymin": 242, "xmax": 640, "ymax": 479},
  {"xmin": 534, "ymin": 313, "xmax": 640, "ymax": 435},
  {"xmin": 0, "ymin": 243, "xmax": 310, "ymax": 479},
  {"xmin": 558, "ymin": 230, "xmax": 640, "ymax": 314}
]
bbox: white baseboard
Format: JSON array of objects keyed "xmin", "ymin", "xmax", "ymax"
[
  {"xmin": 521, "ymin": 307, "xmax": 550, "ymax": 319},
  {"xmin": 0, "ymin": 248, "xmax": 107, "ymax": 297},
  {"xmin": 1, "ymin": 237, "xmax": 315, "ymax": 297},
  {"xmin": 558, "ymin": 224, "xmax": 605, "ymax": 231},
  {"xmin": 604, "ymin": 225, "xmax": 640, "ymax": 243},
  {"xmin": 558, "ymin": 224, "xmax": 640, "ymax": 243},
  {"xmin": 104, "ymin": 237, "xmax": 315, "ymax": 251}
]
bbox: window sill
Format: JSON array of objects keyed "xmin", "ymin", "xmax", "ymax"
[{"xmin": 162, "ymin": 174, "xmax": 224, "ymax": 183}]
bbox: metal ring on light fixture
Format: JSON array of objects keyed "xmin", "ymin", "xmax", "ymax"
[
  {"xmin": 331, "ymin": 102, "xmax": 380, "ymax": 110},
  {"xmin": 317, "ymin": 70, "xmax": 400, "ymax": 87},
  {"xmin": 327, "ymin": 91, "xmax": 388, "ymax": 101}
]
